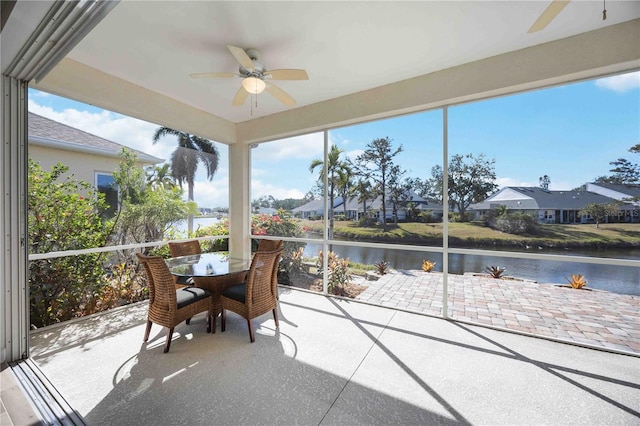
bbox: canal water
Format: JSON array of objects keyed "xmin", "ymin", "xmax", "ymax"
[
  {"xmin": 302, "ymin": 241, "xmax": 640, "ymax": 296},
  {"xmin": 174, "ymin": 219, "xmax": 639, "ymax": 296}
]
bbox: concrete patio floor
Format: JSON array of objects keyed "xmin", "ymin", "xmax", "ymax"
[
  {"xmin": 356, "ymin": 271, "xmax": 640, "ymax": 354},
  {"xmin": 29, "ymin": 288, "xmax": 640, "ymax": 425}
]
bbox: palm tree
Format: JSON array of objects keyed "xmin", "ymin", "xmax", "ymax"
[
  {"xmin": 152, "ymin": 127, "xmax": 219, "ymax": 234},
  {"xmin": 352, "ymin": 178, "xmax": 374, "ymax": 221},
  {"xmin": 146, "ymin": 164, "xmax": 175, "ymax": 190},
  {"xmin": 337, "ymin": 167, "xmax": 353, "ymax": 219},
  {"xmin": 309, "ymin": 144, "xmax": 347, "ymax": 239}
]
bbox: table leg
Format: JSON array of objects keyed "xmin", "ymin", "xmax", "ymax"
[{"xmin": 192, "ymin": 272, "xmax": 246, "ymax": 333}]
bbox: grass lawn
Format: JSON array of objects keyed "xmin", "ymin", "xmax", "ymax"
[{"xmin": 299, "ymin": 219, "xmax": 640, "ymax": 248}]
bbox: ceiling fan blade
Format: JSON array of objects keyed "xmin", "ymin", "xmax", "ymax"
[
  {"xmin": 528, "ymin": 0, "xmax": 571, "ymax": 33},
  {"xmin": 227, "ymin": 45, "xmax": 254, "ymax": 70},
  {"xmin": 265, "ymin": 69, "xmax": 309, "ymax": 80},
  {"xmin": 232, "ymin": 86, "xmax": 249, "ymax": 106},
  {"xmin": 189, "ymin": 72, "xmax": 236, "ymax": 79},
  {"xmin": 265, "ymin": 83, "xmax": 296, "ymax": 107}
]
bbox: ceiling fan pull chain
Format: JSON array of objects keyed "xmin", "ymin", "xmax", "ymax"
[{"xmin": 603, "ymin": 0, "xmax": 607, "ymax": 20}]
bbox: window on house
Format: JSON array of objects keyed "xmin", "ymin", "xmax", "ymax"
[{"xmin": 96, "ymin": 172, "xmax": 118, "ymax": 218}]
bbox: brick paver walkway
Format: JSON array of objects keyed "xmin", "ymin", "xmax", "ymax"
[{"xmin": 356, "ymin": 271, "xmax": 640, "ymax": 354}]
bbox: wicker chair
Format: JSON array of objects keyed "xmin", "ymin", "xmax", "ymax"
[
  {"xmin": 256, "ymin": 239, "xmax": 283, "ymax": 299},
  {"xmin": 136, "ymin": 253, "xmax": 212, "ymax": 353},
  {"xmin": 220, "ymin": 247, "xmax": 283, "ymax": 342},
  {"xmin": 168, "ymin": 240, "xmax": 202, "ymax": 285},
  {"xmin": 256, "ymin": 239, "xmax": 283, "ymax": 252},
  {"xmin": 168, "ymin": 240, "xmax": 202, "ymax": 257}
]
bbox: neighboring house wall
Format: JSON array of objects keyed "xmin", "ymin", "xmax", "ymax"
[
  {"xmin": 329, "ymin": 192, "xmax": 443, "ymax": 222},
  {"xmin": 292, "ymin": 199, "xmax": 326, "ymax": 219},
  {"xmin": 28, "ymin": 112, "xmax": 162, "ymax": 188},
  {"xmin": 29, "ymin": 144, "xmax": 126, "ymax": 189},
  {"xmin": 28, "ymin": 112, "xmax": 163, "ymax": 214}
]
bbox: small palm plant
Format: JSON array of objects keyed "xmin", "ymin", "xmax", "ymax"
[
  {"xmin": 566, "ymin": 273, "xmax": 588, "ymax": 289},
  {"xmin": 375, "ymin": 261, "xmax": 389, "ymax": 276},
  {"xmin": 422, "ymin": 260, "xmax": 436, "ymax": 273},
  {"xmin": 486, "ymin": 265, "xmax": 506, "ymax": 279}
]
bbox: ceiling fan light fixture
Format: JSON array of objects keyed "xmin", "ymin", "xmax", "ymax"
[{"xmin": 242, "ymin": 77, "xmax": 266, "ymax": 94}]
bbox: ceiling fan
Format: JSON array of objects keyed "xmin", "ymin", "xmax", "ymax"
[
  {"xmin": 189, "ymin": 45, "xmax": 309, "ymax": 107},
  {"xmin": 528, "ymin": 0, "xmax": 571, "ymax": 33}
]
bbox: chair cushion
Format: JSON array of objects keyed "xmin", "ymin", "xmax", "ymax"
[
  {"xmin": 176, "ymin": 286, "xmax": 211, "ymax": 309},
  {"xmin": 175, "ymin": 275, "xmax": 195, "ymax": 285},
  {"xmin": 222, "ymin": 283, "xmax": 246, "ymax": 303}
]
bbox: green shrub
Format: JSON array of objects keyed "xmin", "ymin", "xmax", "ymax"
[
  {"xmin": 194, "ymin": 219, "xmax": 229, "ymax": 252},
  {"xmin": 251, "ymin": 210, "xmax": 306, "ymax": 282},
  {"xmin": 317, "ymin": 250, "xmax": 352, "ymax": 293},
  {"xmin": 357, "ymin": 215, "xmax": 378, "ymax": 227},
  {"xmin": 101, "ymin": 261, "xmax": 148, "ymax": 308},
  {"xmin": 486, "ymin": 265, "xmax": 506, "ymax": 279},
  {"xmin": 485, "ymin": 207, "xmax": 536, "ymax": 235},
  {"xmin": 28, "ymin": 160, "xmax": 109, "ymax": 327},
  {"xmin": 375, "ymin": 260, "xmax": 389, "ymax": 275}
]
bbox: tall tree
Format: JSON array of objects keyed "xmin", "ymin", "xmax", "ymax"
[
  {"xmin": 579, "ymin": 202, "xmax": 620, "ymax": 228},
  {"xmin": 445, "ymin": 153, "xmax": 498, "ymax": 221},
  {"xmin": 387, "ymin": 165, "xmax": 411, "ymax": 225},
  {"xmin": 593, "ymin": 143, "xmax": 640, "ymax": 184},
  {"xmin": 153, "ymin": 127, "xmax": 219, "ymax": 234},
  {"xmin": 337, "ymin": 166, "xmax": 354, "ymax": 219},
  {"xmin": 353, "ymin": 137, "xmax": 403, "ymax": 231},
  {"xmin": 539, "ymin": 174, "xmax": 550, "ymax": 190},
  {"xmin": 351, "ymin": 178, "xmax": 374, "ymax": 220},
  {"xmin": 309, "ymin": 144, "xmax": 348, "ymax": 239},
  {"xmin": 111, "ymin": 149, "xmax": 194, "ymax": 246}
]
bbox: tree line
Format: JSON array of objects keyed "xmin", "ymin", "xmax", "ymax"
[{"xmin": 255, "ymin": 140, "xmax": 639, "ymax": 235}]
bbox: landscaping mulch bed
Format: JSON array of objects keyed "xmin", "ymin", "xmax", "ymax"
[{"xmin": 283, "ymin": 273, "xmax": 369, "ymax": 298}]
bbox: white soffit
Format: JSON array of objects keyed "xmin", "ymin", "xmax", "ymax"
[{"xmin": 32, "ymin": 1, "xmax": 640, "ymax": 144}]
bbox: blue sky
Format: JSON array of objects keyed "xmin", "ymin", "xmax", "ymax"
[{"xmin": 29, "ymin": 71, "xmax": 639, "ymax": 208}]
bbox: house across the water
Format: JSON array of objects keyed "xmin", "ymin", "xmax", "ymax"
[
  {"xmin": 469, "ymin": 184, "xmax": 640, "ymax": 224},
  {"xmin": 292, "ymin": 191, "xmax": 444, "ymax": 222}
]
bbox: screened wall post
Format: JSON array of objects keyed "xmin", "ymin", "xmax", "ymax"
[{"xmin": 1, "ymin": 75, "xmax": 29, "ymax": 363}]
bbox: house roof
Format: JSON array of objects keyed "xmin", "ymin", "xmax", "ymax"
[
  {"xmin": 28, "ymin": 112, "xmax": 163, "ymax": 165},
  {"xmin": 470, "ymin": 187, "xmax": 618, "ymax": 211},
  {"xmin": 292, "ymin": 197, "xmax": 343, "ymax": 213},
  {"xmin": 294, "ymin": 192, "xmax": 446, "ymax": 215},
  {"xmin": 337, "ymin": 191, "xmax": 441, "ymax": 212},
  {"xmin": 587, "ymin": 182, "xmax": 640, "ymax": 200}
]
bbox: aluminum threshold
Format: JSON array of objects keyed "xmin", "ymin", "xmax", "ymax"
[{"xmin": 8, "ymin": 359, "xmax": 86, "ymax": 426}]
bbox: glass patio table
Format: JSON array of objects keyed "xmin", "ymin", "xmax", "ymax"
[{"xmin": 166, "ymin": 252, "xmax": 251, "ymax": 331}]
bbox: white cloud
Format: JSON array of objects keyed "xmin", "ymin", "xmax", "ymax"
[
  {"xmin": 594, "ymin": 71, "xmax": 640, "ymax": 93},
  {"xmin": 548, "ymin": 180, "xmax": 578, "ymax": 191},
  {"xmin": 495, "ymin": 177, "xmax": 535, "ymax": 189},
  {"xmin": 193, "ymin": 178, "xmax": 229, "ymax": 208},
  {"xmin": 252, "ymin": 133, "xmax": 323, "ymax": 160},
  {"xmin": 28, "ymin": 99, "xmax": 167, "ymax": 159},
  {"xmin": 29, "ymin": 98, "xmax": 231, "ymax": 206},
  {"xmin": 251, "ymin": 180, "xmax": 306, "ymax": 200}
]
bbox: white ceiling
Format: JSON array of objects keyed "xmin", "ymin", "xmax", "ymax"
[{"xmin": 62, "ymin": 0, "xmax": 639, "ymax": 124}]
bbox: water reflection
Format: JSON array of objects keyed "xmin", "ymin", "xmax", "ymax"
[{"xmin": 303, "ymin": 243, "xmax": 639, "ymax": 296}]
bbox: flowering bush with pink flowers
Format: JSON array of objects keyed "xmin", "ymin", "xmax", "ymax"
[
  {"xmin": 251, "ymin": 210, "xmax": 300, "ymax": 238},
  {"xmin": 251, "ymin": 210, "xmax": 306, "ymax": 282}
]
